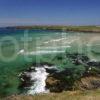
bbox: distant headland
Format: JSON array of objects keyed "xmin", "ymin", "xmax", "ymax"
[{"xmin": 2, "ymin": 25, "xmax": 100, "ymax": 33}]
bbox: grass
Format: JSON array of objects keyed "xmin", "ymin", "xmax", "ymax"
[
  {"xmin": 3, "ymin": 89, "xmax": 100, "ymax": 100},
  {"xmin": 16, "ymin": 25, "xmax": 100, "ymax": 33}
]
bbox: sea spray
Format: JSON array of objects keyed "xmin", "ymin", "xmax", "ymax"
[
  {"xmin": 27, "ymin": 67, "xmax": 49, "ymax": 94},
  {"xmin": 19, "ymin": 64, "xmax": 59, "ymax": 95}
]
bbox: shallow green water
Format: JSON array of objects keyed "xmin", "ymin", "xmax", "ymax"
[{"xmin": 0, "ymin": 29, "xmax": 100, "ymax": 96}]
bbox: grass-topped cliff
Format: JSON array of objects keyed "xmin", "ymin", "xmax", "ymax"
[{"xmin": 15, "ymin": 25, "xmax": 100, "ymax": 33}]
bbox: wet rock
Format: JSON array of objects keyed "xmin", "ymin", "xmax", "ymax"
[
  {"xmin": 66, "ymin": 53, "xmax": 90, "ymax": 66},
  {"xmin": 18, "ymin": 71, "xmax": 33, "ymax": 90},
  {"xmin": 66, "ymin": 53, "xmax": 90, "ymax": 62},
  {"xmin": 87, "ymin": 61, "xmax": 100, "ymax": 68},
  {"xmin": 45, "ymin": 68, "xmax": 58, "ymax": 74},
  {"xmin": 18, "ymin": 63, "xmax": 57, "ymax": 94},
  {"xmin": 19, "ymin": 81, "xmax": 33, "ymax": 89},
  {"xmin": 26, "ymin": 67, "xmax": 36, "ymax": 72},
  {"xmin": 46, "ymin": 68, "xmax": 77, "ymax": 92},
  {"xmin": 46, "ymin": 77, "xmax": 66, "ymax": 92}
]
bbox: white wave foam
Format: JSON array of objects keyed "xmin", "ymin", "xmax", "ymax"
[
  {"xmin": 43, "ymin": 37, "xmax": 79, "ymax": 45},
  {"xmin": 25, "ymin": 50, "xmax": 65, "ymax": 55},
  {"xmin": 27, "ymin": 67, "xmax": 49, "ymax": 95},
  {"xmin": 17, "ymin": 49, "xmax": 24, "ymax": 54},
  {"xmin": 37, "ymin": 45, "xmax": 71, "ymax": 50},
  {"xmin": 43, "ymin": 38, "xmax": 66, "ymax": 44}
]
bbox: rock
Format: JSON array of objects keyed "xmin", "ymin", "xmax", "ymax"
[
  {"xmin": 19, "ymin": 81, "xmax": 33, "ymax": 89},
  {"xmin": 45, "ymin": 68, "xmax": 58, "ymax": 74},
  {"xmin": 18, "ymin": 71, "xmax": 33, "ymax": 89},
  {"xmin": 87, "ymin": 61, "xmax": 100, "ymax": 68},
  {"xmin": 66, "ymin": 53, "xmax": 90, "ymax": 62},
  {"xmin": 66, "ymin": 53, "xmax": 90, "ymax": 66},
  {"xmin": 46, "ymin": 76, "xmax": 66, "ymax": 92},
  {"xmin": 76, "ymin": 76, "xmax": 100, "ymax": 90},
  {"xmin": 26, "ymin": 67, "xmax": 35, "ymax": 72},
  {"xmin": 46, "ymin": 68, "xmax": 77, "ymax": 92},
  {"xmin": 18, "ymin": 63, "xmax": 56, "ymax": 93}
]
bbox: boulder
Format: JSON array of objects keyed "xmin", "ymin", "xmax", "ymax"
[
  {"xmin": 76, "ymin": 76, "xmax": 100, "ymax": 90},
  {"xmin": 46, "ymin": 76, "xmax": 66, "ymax": 92}
]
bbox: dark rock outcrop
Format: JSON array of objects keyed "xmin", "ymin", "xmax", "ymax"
[
  {"xmin": 46, "ymin": 77, "xmax": 65, "ymax": 92},
  {"xmin": 76, "ymin": 76, "xmax": 100, "ymax": 90},
  {"xmin": 87, "ymin": 61, "xmax": 100, "ymax": 68},
  {"xmin": 46, "ymin": 68, "xmax": 79, "ymax": 92},
  {"xmin": 66, "ymin": 53, "xmax": 90, "ymax": 65}
]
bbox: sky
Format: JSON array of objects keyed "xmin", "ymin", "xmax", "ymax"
[{"xmin": 0, "ymin": 0, "xmax": 100, "ymax": 26}]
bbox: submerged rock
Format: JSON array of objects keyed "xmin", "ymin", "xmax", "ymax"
[
  {"xmin": 66, "ymin": 53, "xmax": 90, "ymax": 65},
  {"xmin": 87, "ymin": 61, "xmax": 100, "ymax": 68}
]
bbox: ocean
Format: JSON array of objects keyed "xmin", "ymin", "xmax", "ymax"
[{"xmin": 0, "ymin": 28, "xmax": 100, "ymax": 96}]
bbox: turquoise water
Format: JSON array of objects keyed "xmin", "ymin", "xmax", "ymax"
[{"xmin": 0, "ymin": 29, "xmax": 100, "ymax": 96}]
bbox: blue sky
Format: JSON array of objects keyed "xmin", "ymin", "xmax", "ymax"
[{"xmin": 0, "ymin": 0, "xmax": 100, "ymax": 26}]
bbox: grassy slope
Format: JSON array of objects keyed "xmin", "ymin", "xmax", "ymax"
[
  {"xmin": 3, "ymin": 89, "xmax": 100, "ymax": 100},
  {"xmin": 16, "ymin": 25, "xmax": 100, "ymax": 33}
]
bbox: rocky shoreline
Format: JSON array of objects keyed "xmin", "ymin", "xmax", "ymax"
[{"xmin": 18, "ymin": 53, "xmax": 100, "ymax": 94}]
